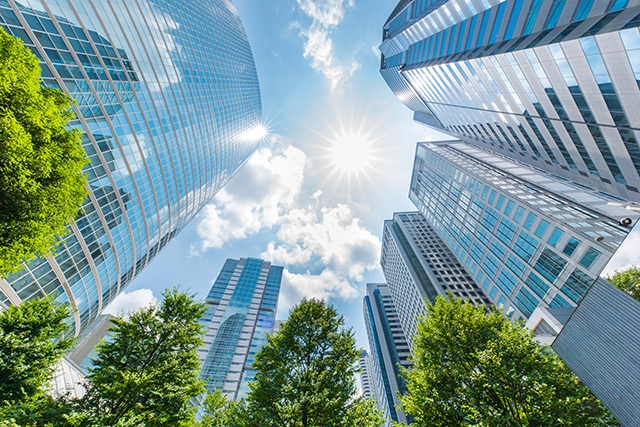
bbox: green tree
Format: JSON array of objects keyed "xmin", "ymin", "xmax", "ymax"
[
  {"xmin": 399, "ymin": 295, "xmax": 619, "ymax": 427},
  {"xmin": 246, "ymin": 298, "xmax": 383, "ymax": 427},
  {"xmin": 0, "ymin": 295, "xmax": 75, "ymax": 403},
  {"xmin": 0, "ymin": 27, "xmax": 87, "ymax": 277},
  {"xmin": 605, "ymin": 265, "xmax": 640, "ymax": 302},
  {"xmin": 79, "ymin": 288, "xmax": 206, "ymax": 426}
]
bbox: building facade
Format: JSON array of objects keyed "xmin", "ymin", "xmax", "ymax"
[
  {"xmin": 381, "ymin": 212, "xmax": 491, "ymax": 339},
  {"xmin": 199, "ymin": 258, "xmax": 282, "ymax": 400},
  {"xmin": 358, "ymin": 350, "xmax": 376, "ymax": 402},
  {"xmin": 363, "ymin": 283, "xmax": 412, "ymax": 426},
  {"xmin": 381, "ymin": 0, "xmax": 640, "ymax": 202},
  {"xmin": 551, "ymin": 278, "xmax": 640, "ymax": 426},
  {"xmin": 409, "ymin": 141, "xmax": 639, "ymax": 320},
  {"xmin": 0, "ymin": 0, "xmax": 262, "ymax": 335}
]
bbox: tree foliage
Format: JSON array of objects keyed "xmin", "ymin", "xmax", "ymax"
[
  {"xmin": 399, "ymin": 295, "xmax": 619, "ymax": 427},
  {"xmin": 79, "ymin": 288, "xmax": 207, "ymax": 426},
  {"xmin": 0, "ymin": 27, "xmax": 87, "ymax": 277},
  {"xmin": 0, "ymin": 295, "xmax": 75, "ymax": 403},
  {"xmin": 245, "ymin": 298, "xmax": 383, "ymax": 427},
  {"xmin": 605, "ymin": 265, "xmax": 640, "ymax": 302}
]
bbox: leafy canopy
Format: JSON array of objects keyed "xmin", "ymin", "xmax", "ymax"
[
  {"xmin": 246, "ymin": 298, "xmax": 384, "ymax": 427},
  {"xmin": 0, "ymin": 295, "xmax": 75, "ymax": 403},
  {"xmin": 399, "ymin": 294, "xmax": 619, "ymax": 427},
  {"xmin": 80, "ymin": 288, "xmax": 207, "ymax": 427},
  {"xmin": 0, "ymin": 27, "xmax": 87, "ymax": 277},
  {"xmin": 605, "ymin": 265, "xmax": 640, "ymax": 302}
]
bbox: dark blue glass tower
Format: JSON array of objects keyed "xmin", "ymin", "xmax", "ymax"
[{"xmin": 0, "ymin": 0, "xmax": 262, "ymax": 335}]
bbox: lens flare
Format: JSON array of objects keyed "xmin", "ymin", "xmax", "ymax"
[{"xmin": 330, "ymin": 132, "xmax": 372, "ymax": 175}]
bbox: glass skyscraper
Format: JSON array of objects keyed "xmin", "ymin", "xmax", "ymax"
[
  {"xmin": 381, "ymin": 0, "xmax": 640, "ymax": 202},
  {"xmin": 0, "ymin": 0, "xmax": 262, "ymax": 335},
  {"xmin": 199, "ymin": 258, "xmax": 282, "ymax": 400},
  {"xmin": 409, "ymin": 140, "xmax": 640, "ymax": 320}
]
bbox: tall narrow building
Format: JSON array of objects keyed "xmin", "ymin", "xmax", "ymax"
[
  {"xmin": 358, "ymin": 350, "xmax": 376, "ymax": 402},
  {"xmin": 381, "ymin": 0, "xmax": 640, "ymax": 202},
  {"xmin": 381, "ymin": 212, "xmax": 491, "ymax": 340},
  {"xmin": 199, "ymin": 258, "xmax": 282, "ymax": 400},
  {"xmin": 409, "ymin": 141, "xmax": 639, "ymax": 321},
  {"xmin": 0, "ymin": 0, "xmax": 262, "ymax": 335},
  {"xmin": 363, "ymin": 283, "xmax": 412, "ymax": 426}
]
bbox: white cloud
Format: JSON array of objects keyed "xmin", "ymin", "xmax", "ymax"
[
  {"xmin": 191, "ymin": 146, "xmax": 307, "ymax": 254},
  {"xmin": 294, "ymin": 0, "xmax": 359, "ymax": 88},
  {"xmin": 278, "ymin": 268, "xmax": 358, "ymax": 313},
  {"xmin": 103, "ymin": 288, "xmax": 158, "ymax": 315},
  {"xmin": 192, "ymin": 144, "xmax": 381, "ymax": 312},
  {"xmin": 602, "ymin": 228, "xmax": 640, "ymax": 276},
  {"xmin": 263, "ymin": 204, "xmax": 381, "ymax": 280}
]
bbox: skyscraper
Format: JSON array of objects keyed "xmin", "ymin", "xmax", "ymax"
[
  {"xmin": 381, "ymin": 212, "xmax": 491, "ymax": 339},
  {"xmin": 363, "ymin": 283, "xmax": 412, "ymax": 426},
  {"xmin": 0, "ymin": 0, "xmax": 262, "ymax": 335},
  {"xmin": 409, "ymin": 140, "xmax": 639, "ymax": 320},
  {"xmin": 199, "ymin": 258, "xmax": 282, "ymax": 400},
  {"xmin": 381, "ymin": 0, "xmax": 640, "ymax": 202},
  {"xmin": 358, "ymin": 350, "xmax": 376, "ymax": 402}
]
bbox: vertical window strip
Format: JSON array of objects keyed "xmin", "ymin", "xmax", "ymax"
[
  {"xmin": 610, "ymin": 0, "xmax": 629, "ymax": 12},
  {"xmin": 476, "ymin": 11, "xmax": 491, "ymax": 48},
  {"xmin": 523, "ymin": 0, "xmax": 545, "ymax": 35},
  {"xmin": 456, "ymin": 19, "xmax": 467, "ymax": 53},
  {"xmin": 466, "ymin": 15, "xmax": 478, "ymax": 51},
  {"xmin": 505, "ymin": 0, "xmax": 524, "ymax": 40},
  {"xmin": 489, "ymin": 2, "xmax": 506, "ymax": 44},
  {"xmin": 546, "ymin": 0, "xmax": 567, "ymax": 29}
]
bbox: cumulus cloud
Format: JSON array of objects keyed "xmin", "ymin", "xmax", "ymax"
[
  {"xmin": 103, "ymin": 288, "xmax": 158, "ymax": 315},
  {"xmin": 294, "ymin": 0, "xmax": 359, "ymax": 88},
  {"xmin": 192, "ymin": 144, "xmax": 381, "ymax": 311},
  {"xmin": 191, "ymin": 146, "xmax": 307, "ymax": 254},
  {"xmin": 263, "ymin": 204, "xmax": 381, "ymax": 280}
]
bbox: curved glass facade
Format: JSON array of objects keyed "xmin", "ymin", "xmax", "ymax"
[{"xmin": 0, "ymin": 0, "xmax": 262, "ymax": 334}]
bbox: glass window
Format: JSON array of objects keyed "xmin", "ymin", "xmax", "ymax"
[
  {"xmin": 561, "ymin": 268, "xmax": 594, "ymax": 302},
  {"xmin": 563, "ymin": 237, "xmax": 580, "ymax": 256},
  {"xmin": 534, "ymin": 248, "xmax": 567, "ymax": 283},
  {"xmin": 488, "ymin": 190, "xmax": 496, "ymax": 205},
  {"xmin": 496, "ymin": 195, "xmax": 505, "ymax": 209},
  {"xmin": 548, "ymin": 228, "xmax": 564, "ymax": 246},
  {"xmin": 498, "ymin": 296, "xmax": 506, "ymax": 306},
  {"xmin": 523, "ymin": 213, "xmax": 536, "ymax": 229},
  {"xmin": 514, "ymin": 287, "xmax": 539, "ymax": 318},
  {"xmin": 535, "ymin": 220, "xmax": 549, "ymax": 237},
  {"xmin": 505, "ymin": 200, "xmax": 514, "ymax": 215},
  {"xmin": 579, "ymin": 247, "xmax": 600, "ymax": 268},
  {"xmin": 496, "ymin": 217, "xmax": 517, "ymax": 245},
  {"xmin": 525, "ymin": 272, "xmax": 549, "ymax": 298},
  {"xmin": 514, "ymin": 206, "xmax": 525, "ymax": 222},
  {"xmin": 490, "ymin": 286, "xmax": 498, "ymax": 298},
  {"xmin": 506, "ymin": 254, "xmax": 525, "ymax": 276},
  {"xmin": 550, "ymin": 294, "xmax": 571, "ymax": 307},
  {"xmin": 574, "ymin": 0, "xmax": 595, "ymax": 21},
  {"xmin": 514, "ymin": 231, "xmax": 539, "ymax": 262},
  {"xmin": 481, "ymin": 186, "xmax": 489, "ymax": 200}
]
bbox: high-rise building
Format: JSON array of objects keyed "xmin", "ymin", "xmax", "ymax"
[
  {"xmin": 381, "ymin": 0, "xmax": 640, "ymax": 202},
  {"xmin": 381, "ymin": 212, "xmax": 491, "ymax": 339},
  {"xmin": 199, "ymin": 258, "xmax": 282, "ymax": 400},
  {"xmin": 0, "ymin": 0, "xmax": 262, "ymax": 335},
  {"xmin": 363, "ymin": 283, "xmax": 412, "ymax": 426},
  {"xmin": 358, "ymin": 350, "xmax": 376, "ymax": 402},
  {"xmin": 409, "ymin": 140, "xmax": 639, "ymax": 320}
]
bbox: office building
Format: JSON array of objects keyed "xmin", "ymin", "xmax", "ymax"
[
  {"xmin": 551, "ymin": 278, "xmax": 640, "ymax": 427},
  {"xmin": 363, "ymin": 283, "xmax": 412, "ymax": 426},
  {"xmin": 0, "ymin": 0, "xmax": 263, "ymax": 335},
  {"xmin": 199, "ymin": 258, "xmax": 282, "ymax": 400},
  {"xmin": 381, "ymin": 0, "xmax": 640, "ymax": 202},
  {"xmin": 358, "ymin": 350, "xmax": 376, "ymax": 402},
  {"xmin": 409, "ymin": 140, "xmax": 639, "ymax": 320},
  {"xmin": 381, "ymin": 212, "xmax": 491, "ymax": 340}
]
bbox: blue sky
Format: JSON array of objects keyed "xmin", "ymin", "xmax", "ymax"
[{"xmin": 104, "ymin": 0, "xmax": 439, "ymax": 349}]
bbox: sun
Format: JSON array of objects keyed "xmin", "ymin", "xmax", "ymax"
[{"xmin": 329, "ymin": 132, "xmax": 373, "ymax": 175}]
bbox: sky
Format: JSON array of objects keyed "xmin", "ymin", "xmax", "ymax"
[{"xmin": 103, "ymin": 0, "xmax": 640, "ymax": 350}]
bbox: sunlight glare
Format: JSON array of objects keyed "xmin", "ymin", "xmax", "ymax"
[
  {"xmin": 242, "ymin": 124, "xmax": 268, "ymax": 142},
  {"xmin": 330, "ymin": 132, "xmax": 372, "ymax": 175}
]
